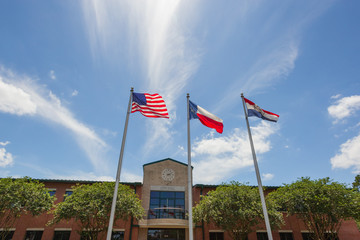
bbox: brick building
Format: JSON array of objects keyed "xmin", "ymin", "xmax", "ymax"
[{"xmin": 2, "ymin": 158, "xmax": 360, "ymax": 240}]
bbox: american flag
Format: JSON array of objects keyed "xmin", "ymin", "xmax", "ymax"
[{"xmin": 131, "ymin": 92, "xmax": 169, "ymax": 118}]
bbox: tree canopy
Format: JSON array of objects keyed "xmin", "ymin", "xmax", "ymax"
[
  {"xmin": 0, "ymin": 177, "xmax": 54, "ymax": 240},
  {"xmin": 352, "ymin": 174, "xmax": 360, "ymax": 230},
  {"xmin": 50, "ymin": 182, "xmax": 144, "ymax": 240},
  {"xmin": 269, "ymin": 177, "xmax": 360, "ymax": 240},
  {"xmin": 192, "ymin": 182, "xmax": 283, "ymax": 240},
  {"xmin": 353, "ymin": 174, "xmax": 360, "ymax": 192}
]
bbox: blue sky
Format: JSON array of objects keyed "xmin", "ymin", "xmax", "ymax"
[{"xmin": 1, "ymin": 0, "xmax": 360, "ymax": 187}]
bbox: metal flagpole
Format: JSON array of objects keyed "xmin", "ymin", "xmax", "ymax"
[
  {"xmin": 106, "ymin": 87, "xmax": 134, "ymax": 240},
  {"xmin": 187, "ymin": 93, "xmax": 194, "ymax": 240},
  {"xmin": 241, "ymin": 93, "xmax": 274, "ymax": 240}
]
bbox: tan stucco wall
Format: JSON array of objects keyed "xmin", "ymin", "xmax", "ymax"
[
  {"xmin": 139, "ymin": 159, "xmax": 192, "ymax": 234},
  {"xmin": 141, "ymin": 159, "xmax": 191, "ymax": 211}
]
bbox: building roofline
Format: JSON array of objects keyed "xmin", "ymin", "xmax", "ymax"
[
  {"xmin": 194, "ymin": 184, "xmax": 279, "ymax": 190},
  {"xmin": 31, "ymin": 178, "xmax": 142, "ymax": 186},
  {"xmin": 3, "ymin": 178, "xmax": 278, "ymax": 189},
  {"xmin": 194, "ymin": 184, "xmax": 219, "ymax": 188},
  {"xmin": 143, "ymin": 158, "xmax": 193, "ymax": 168}
]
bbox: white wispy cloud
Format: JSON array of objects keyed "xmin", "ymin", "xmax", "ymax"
[
  {"xmin": 0, "ymin": 141, "xmax": 10, "ymax": 146},
  {"xmin": 331, "ymin": 94, "xmax": 341, "ymax": 99},
  {"xmin": 262, "ymin": 173, "xmax": 274, "ymax": 181},
  {"xmin": 51, "ymin": 172, "xmax": 115, "ymax": 182},
  {"xmin": 71, "ymin": 90, "xmax": 79, "ymax": 97},
  {"xmin": 0, "ymin": 76, "xmax": 37, "ymax": 115},
  {"xmin": 49, "ymin": 70, "xmax": 56, "ymax": 80},
  {"xmin": 328, "ymin": 95, "xmax": 360, "ymax": 123},
  {"xmin": 214, "ymin": 40, "xmax": 299, "ymax": 113},
  {"xmin": 329, "ymin": 95, "xmax": 360, "ymax": 173},
  {"xmin": 0, "ymin": 66, "xmax": 108, "ymax": 172},
  {"xmin": 19, "ymin": 160, "xmax": 141, "ymax": 182},
  {"xmin": 242, "ymin": 42, "xmax": 299, "ymax": 94},
  {"xmin": 82, "ymin": 0, "xmax": 201, "ymax": 153},
  {"xmin": 121, "ymin": 172, "xmax": 143, "ymax": 183},
  {"xmin": 331, "ymin": 134, "xmax": 360, "ymax": 173},
  {"xmin": 214, "ymin": 1, "xmax": 335, "ymax": 112},
  {"xmin": 15, "ymin": 160, "xmax": 114, "ymax": 181},
  {"xmin": 0, "ymin": 141, "xmax": 13, "ymax": 167},
  {"xmin": 192, "ymin": 121, "xmax": 279, "ymax": 184},
  {"xmin": 51, "ymin": 170, "xmax": 141, "ymax": 183},
  {"xmin": 80, "ymin": 1, "xmax": 333, "ymax": 166},
  {"xmin": 129, "ymin": 0, "xmax": 201, "ymax": 153}
]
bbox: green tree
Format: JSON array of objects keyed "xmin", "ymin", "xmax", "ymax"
[
  {"xmin": 353, "ymin": 174, "xmax": 360, "ymax": 192},
  {"xmin": 50, "ymin": 182, "xmax": 144, "ymax": 240},
  {"xmin": 193, "ymin": 182, "xmax": 283, "ymax": 240},
  {"xmin": 269, "ymin": 177, "xmax": 360, "ymax": 240},
  {"xmin": 0, "ymin": 177, "xmax": 55, "ymax": 240},
  {"xmin": 352, "ymin": 174, "xmax": 360, "ymax": 230}
]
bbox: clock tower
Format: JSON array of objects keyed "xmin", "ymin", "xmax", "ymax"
[
  {"xmin": 161, "ymin": 168, "xmax": 175, "ymax": 182},
  {"xmin": 139, "ymin": 158, "xmax": 192, "ymax": 240}
]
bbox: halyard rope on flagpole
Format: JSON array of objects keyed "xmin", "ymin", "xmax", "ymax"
[
  {"xmin": 241, "ymin": 93, "xmax": 274, "ymax": 240},
  {"xmin": 106, "ymin": 87, "xmax": 133, "ymax": 240},
  {"xmin": 187, "ymin": 93, "xmax": 194, "ymax": 240}
]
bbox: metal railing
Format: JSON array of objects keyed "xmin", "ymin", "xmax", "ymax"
[{"xmin": 145, "ymin": 207, "xmax": 188, "ymax": 220}]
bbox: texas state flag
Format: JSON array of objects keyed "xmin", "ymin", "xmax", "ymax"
[
  {"xmin": 244, "ymin": 97, "xmax": 279, "ymax": 122},
  {"xmin": 189, "ymin": 100, "xmax": 223, "ymax": 134}
]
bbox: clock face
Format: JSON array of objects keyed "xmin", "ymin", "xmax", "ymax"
[{"xmin": 162, "ymin": 168, "xmax": 175, "ymax": 181}]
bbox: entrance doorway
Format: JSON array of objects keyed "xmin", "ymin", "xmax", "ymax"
[{"xmin": 147, "ymin": 229, "xmax": 185, "ymax": 240}]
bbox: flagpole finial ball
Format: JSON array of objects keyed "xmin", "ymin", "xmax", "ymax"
[{"xmin": 131, "ymin": 87, "xmax": 134, "ymax": 91}]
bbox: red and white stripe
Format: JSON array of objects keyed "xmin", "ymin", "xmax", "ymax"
[
  {"xmin": 131, "ymin": 93, "xmax": 169, "ymax": 118},
  {"xmin": 196, "ymin": 105, "xmax": 224, "ymax": 134},
  {"xmin": 244, "ymin": 97, "xmax": 279, "ymax": 122}
]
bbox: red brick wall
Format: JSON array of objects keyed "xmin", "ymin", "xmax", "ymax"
[{"xmin": 3, "ymin": 181, "xmax": 360, "ymax": 240}]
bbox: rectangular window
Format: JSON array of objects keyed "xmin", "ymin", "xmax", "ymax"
[
  {"xmin": 80, "ymin": 232, "xmax": 97, "ymax": 240},
  {"xmin": 149, "ymin": 191, "xmax": 185, "ymax": 219},
  {"xmin": 257, "ymin": 232, "xmax": 268, "ymax": 240},
  {"xmin": 209, "ymin": 232, "xmax": 224, "ymax": 240},
  {"xmin": 148, "ymin": 229, "xmax": 185, "ymax": 240},
  {"xmin": 0, "ymin": 231, "xmax": 14, "ymax": 240},
  {"xmin": 302, "ymin": 233, "xmax": 313, "ymax": 240},
  {"xmin": 63, "ymin": 190, "xmax": 73, "ymax": 201},
  {"xmin": 280, "ymin": 232, "xmax": 294, "ymax": 240},
  {"xmin": 325, "ymin": 233, "xmax": 339, "ymax": 240},
  {"xmin": 48, "ymin": 189, "xmax": 56, "ymax": 197},
  {"xmin": 53, "ymin": 231, "xmax": 71, "ymax": 240},
  {"xmin": 24, "ymin": 231, "xmax": 43, "ymax": 240},
  {"xmin": 112, "ymin": 231, "xmax": 124, "ymax": 240},
  {"xmin": 301, "ymin": 233, "xmax": 339, "ymax": 240}
]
